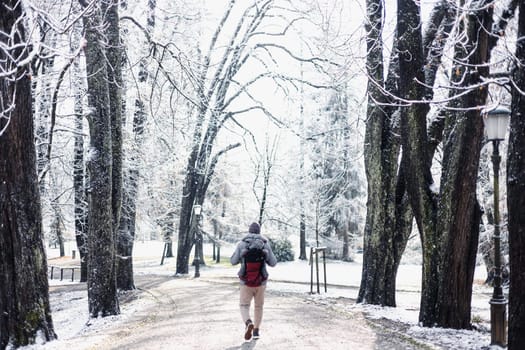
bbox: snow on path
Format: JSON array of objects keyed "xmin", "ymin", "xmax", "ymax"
[
  {"xmin": 32, "ymin": 242, "xmax": 497, "ymax": 350},
  {"xmin": 40, "ymin": 276, "xmax": 423, "ymax": 350}
]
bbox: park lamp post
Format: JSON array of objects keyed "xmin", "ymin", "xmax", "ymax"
[
  {"xmin": 483, "ymin": 106, "xmax": 510, "ymax": 347},
  {"xmin": 193, "ymin": 204, "xmax": 202, "ymax": 278}
]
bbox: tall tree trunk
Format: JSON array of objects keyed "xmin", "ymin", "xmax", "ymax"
[
  {"xmin": 0, "ymin": 1, "xmax": 56, "ymax": 346},
  {"xmin": 298, "ymin": 66, "xmax": 307, "ymax": 260},
  {"xmin": 176, "ymin": 174, "xmax": 199, "ymax": 274},
  {"xmin": 73, "ymin": 49, "xmax": 89, "ymax": 282},
  {"xmin": 165, "ymin": 210, "xmax": 174, "ymax": 257},
  {"xmin": 104, "ymin": 0, "xmax": 123, "ymax": 235},
  {"xmin": 432, "ymin": 0, "xmax": 493, "ymax": 328},
  {"xmin": 116, "ymin": 0, "xmax": 156, "ymax": 291},
  {"xmin": 217, "ymin": 202, "xmax": 227, "ymax": 263},
  {"xmin": 358, "ymin": 0, "xmax": 406, "ymax": 307},
  {"xmin": 397, "ymin": 0, "xmax": 502, "ymax": 328},
  {"xmin": 256, "ymin": 141, "xmax": 274, "ymax": 226},
  {"xmin": 51, "ymin": 201, "xmax": 65, "ymax": 257},
  {"xmin": 397, "ymin": 0, "xmax": 438, "ymax": 320},
  {"xmin": 360, "ymin": 0, "xmax": 514, "ymax": 329},
  {"xmin": 117, "ymin": 174, "xmax": 137, "ymax": 290},
  {"xmin": 507, "ymin": 2, "xmax": 525, "ymax": 347},
  {"xmin": 360, "ymin": 0, "xmax": 456, "ymax": 309},
  {"xmin": 83, "ymin": 0, "xmax": 119, "ymax": 317}
]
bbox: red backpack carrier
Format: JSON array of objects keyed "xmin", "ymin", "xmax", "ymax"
[{"xmin": 242, "ymin": 245, "xmax": 266, "ymax": 287}]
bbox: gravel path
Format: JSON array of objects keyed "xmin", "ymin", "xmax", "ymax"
[{"xmin": 48, "ymin": 275, "xmax": 429, "ymax": 350}]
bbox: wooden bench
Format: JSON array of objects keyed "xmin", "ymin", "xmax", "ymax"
[{"xmin": 49, "ymin": 265, "xmax": 81, "ymax": 282}]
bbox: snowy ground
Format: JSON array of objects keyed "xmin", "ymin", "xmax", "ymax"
[{"xmin": 20, "ymin": 240, "xmax": 506, "ymax": 350}]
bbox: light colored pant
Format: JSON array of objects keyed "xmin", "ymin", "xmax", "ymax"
[{"xmin": 239, "ymin": 284, "xmax": 266, "ymax": 328}]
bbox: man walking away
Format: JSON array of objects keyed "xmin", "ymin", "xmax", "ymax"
[{"xmin": 230, "ymin": 222, "xmax": 277, "ymax": 341}]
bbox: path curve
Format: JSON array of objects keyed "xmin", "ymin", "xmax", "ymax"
[{"xmin": 49, "ymin": 275, "xmax": 429, "ymax": 350}]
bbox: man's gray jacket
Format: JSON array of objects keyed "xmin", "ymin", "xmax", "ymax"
[{"xmin": 230, "ymin": 233, "xmax": 277, "ymax": 285}]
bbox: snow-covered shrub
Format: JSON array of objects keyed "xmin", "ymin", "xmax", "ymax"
[{"xmin": 268, "ymin": 237, "xmax": 294, "ymax": 262}]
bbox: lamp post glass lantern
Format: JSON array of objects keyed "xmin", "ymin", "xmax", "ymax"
[
  {"xmin": 483, "ymin": 106, "xmax": 511, "ymax": 140},
  {"xmin": 193, "ymin": 205, "xmax": 202, "ymax": 216},
  {"xmin": 483, "ymin": 106, "xmax": 510, "ymax": 347}
]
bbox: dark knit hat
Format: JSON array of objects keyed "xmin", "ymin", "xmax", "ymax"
[{"xmin": 249, "ymin": 222, "xmax": 260, "ymax": 234}]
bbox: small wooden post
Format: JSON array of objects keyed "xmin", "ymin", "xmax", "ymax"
[
  {"xmin": 160, "ymin": 242, "xmax": 168, "ymax": 265},
  {"xmin": 310, "ymin": 248, "xmax": 314, "ymax": 294},
  {"xmin": 309, "ymin": 247, "xmax": 327, "ymax": 294}
]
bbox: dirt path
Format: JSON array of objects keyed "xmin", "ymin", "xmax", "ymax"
[{"xmin": 49, "ymin": 275, "xmax": 429, "ymax": 350}]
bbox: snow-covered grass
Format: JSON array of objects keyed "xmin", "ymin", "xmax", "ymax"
[{"xmin": 29, "ymin": 240, "xmax": 501, "ymax": 350}]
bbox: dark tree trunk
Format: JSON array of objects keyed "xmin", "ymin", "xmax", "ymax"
[
  {"xmin": 396, "ymin": 0, "xmax": 502, "ymax": 328},
  {"xmin": 299, "ymin": 87, "xmax": 307, "ymax": 261},
  {"xmin": 176, "ymin": 203, "xmax": 194, "ymax": 275},
  {"xmin": 358, "ymin": 0, "xmax": 388, "ymax": 305},
  {"xmin": 165, "ymin": 243, "xmax": 173, "ymax": 258},
  {"xmin": 102, "ymin": 0, "xmax": 124, "ymax": 290},
  {"xmin": 396, "ymin": 0, "xmax": 488, "ymax": 328},
  {"xmin": 433, "ymin": 0, "xmax": 493, "ymax": 329},
  {"xmin": 83, "ymin": 0, "xmax": 119, "ymax": 317},
  {"xmin": 360, "ymin": 0, "xmax": 514, "ymax": 330},
  {"xmin": 396, "ymin": 0, "xmax": 442, "ymax": 325},
  {"xmin": 0, "ymin": 1, "xmax": 56, "ymax": 346},
  {"xmin": 341, "ymin": 226, "xmax": 352, "ymax": 261},
  {"xmin": 507, "ymin": 2, "xmax": 525, "ymax": 348},
  {"xmin": 258, "ymin": 181, "xmax": 268, "ymax": 226},
  {"xmin": 436, "ymin": 103, "xmax": 486, "ymax": 327},
  {"xmin": 256, "ymin": 147, "xmax": 273, "ymax": 226},
  {"xmin": 51, "ymin": 203, "xmax": 66, "ymax": 257},
  {"xmin": 114, "ymin": 0, "xmax": 154, "ymax": 291},
  {"xmin": 160, "ymin": 211, "xmax": 175, "ymax": 258},
  {"xmin": 176, "ymin": 138, "xmax": 240, "ymax": 274},
  {"xmin": 359, "ymin": 0, "xmax": 455, "ymax": 308},
  {"xmin": 217, "ymin": 202, "xmax": 227, "ymax": 263},
  {"xmin": 117, "ymin": 176, "xmax": 136, "ymax": 289},
  {"xmin": 299, "ymin": 211, "xmax": 306, "ymax": 260},
  {"xmin": 104, "ymin": 0, "xmax": 123, "ymax": 234},
  {"xmin": 358, "ymin": 0, "xmax": 408, "ymax": 307},
  {"xmin": 176, "ymin": 170, "xmax": 199, "ymax": 274}
]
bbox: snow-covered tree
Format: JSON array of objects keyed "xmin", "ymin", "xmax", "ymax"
[
  {"xmin": 507, "ymin": 1, "xmax": 525, "ymax": 347},
  {"xmin": 81, "ymin": 0, "xmax": 122, "ymax": 317},
  {"xmin": 359, "ymin": 0, "xmax": 518, "ymax": 330},
  {"xmin": 0, "ymin": 0, "xmax": 56, "ymax": 346},
  {"xmin": 307, "ymin": 88, "xmax": 363, "ymax": 259}
]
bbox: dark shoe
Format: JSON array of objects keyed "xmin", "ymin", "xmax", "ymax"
[
  {"xmin": 244, "ymin": 321, "xmax": 254, "ymax": 340},
  {"xmin": 253, "ymin": 328, "xmax": 260, "ymax": 339}
]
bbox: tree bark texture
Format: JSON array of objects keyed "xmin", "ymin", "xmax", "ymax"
[
  {"xmin": 396, "ymin": 0, "xmax": 441, "ymax": 325},
  {"xmin": 176, "ymin": 152, "xmax": 202, "ymax": 274},
  {"xmin": 396, "ymin": 0, "xmax": 500, "ymax": 328},
  {"xmin": 299, "ymin": 86, "xmax": 307, "ymax": 260},
  {"xmin": 103, "ymin": 0, "xmax": 123, "ymax": 234},
  {"xmin": 117, "ymin": 173, "xmax": 136, "ymax": 289},
  {"xmin": 434, "ymin": 3, "xmax": 492, "ymax": 328},
  {"xmin": 0, "ymin": 1, "xmax": 56, "ymax": 347},
  {"xmin": 83, "ymin": 0, "xmax": 120, "ymax": 317},
  {"xmin": 507, "ymin": 2, "xmax": 525, "ymax": 347},
  {"xmin": 73, "ymin": 53, "xmax": 88, "ymax": 282},
  {"xmin": 115, "ymin": 0, "xmax": 156, "ymax": 291},
  {"xmin": 358, "ymin": 0, "xmax": 411, "ymax": 307}
]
